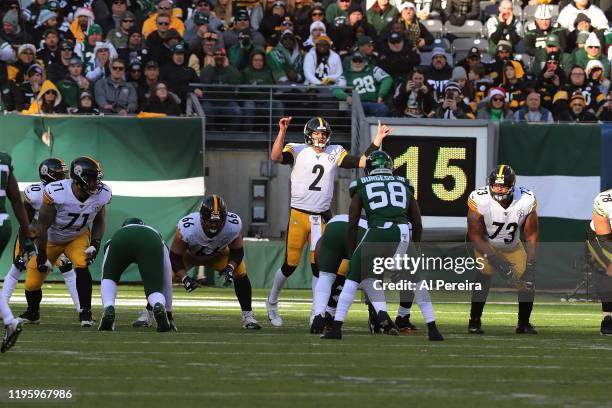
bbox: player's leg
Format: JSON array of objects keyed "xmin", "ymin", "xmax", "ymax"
[
  {"xmin": 162, "ymin": 246, "xmax": 176, "ymax": 331},
  {"xmin": 587, "ymin": 233, "xmax": 612, "ymax": 335},
  {"xmin": 98, "ymin": 241, "xmax": 132, "ymax": 331},
  {"xmin": 505, "ymin": 243, "xmax": 537, "ymax": 334},
  {"xmin": 57, "ymin": 254, "xmax": 80, "ymax": 312},
  {"xmin": 469, "ymin": 250, "xmax": 493, "ymax": 334},
  {"xmin": 20, "ymin": 245, "xmax": 59, "ymax": 324},
  {"xmin": 63, "ymin": 230, "xmax": 95, "ymax": 327},
  {"xmin": 2, "ymin": 237, "xmax": 23, "ymax": 303},
  {"xmin": 395, "ymin": 243, "xmax": 419, "ymax": 332},
  {"xmin": 0, "ymin": 221, "xmax": 23, "ymax": 352},
  {"xmin": 308, "ymin": 216, "xmax": 326, "ymax": 320}
]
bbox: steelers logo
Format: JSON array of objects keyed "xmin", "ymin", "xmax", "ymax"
[
  {"xmin": 74, "ymin": 165, "xmax": 83, "ymax": 176},
  {"xmin": 40, "ymin": 165, "xmax": 49, "ymax": 175}
]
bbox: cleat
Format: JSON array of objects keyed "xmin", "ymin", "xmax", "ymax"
[
  {"xmin": 241, "ymin": 311, "xmax": 262, "ymax": 330},
  {"xmin": 320, "ymin": 326, "xmax": 342, "ymax": 340},
  {"xmin": 169, "ymin": 319, "xmax": 178, "ymax": 332},
  {"xmin": 98, "ymin": 306, "xmax": 116, "ymax": 331},
  {"xmin": 427, "ymin": 322, "xmax": 444, "ymax": 341},
  {"xmin": 601, "ymin": 316, "xmax": 612, "ymax": 336},
  {"xmin": 79, "ymin": 309, "xmax": 94, "ymax": 328},
  {"xmin": 310, "ymin": 314, "xmax": 325, "ymax": 334},
  {"xmin": 1, "ymin": 319, "xmax": 24, "ymax": 353},
  {"xmin": 377, "ymin": 311, "xmax": 399, "ymax": 336},
  {"xmin": 468, "ymin": 318, "xmax": 484, "ymax": 334},
  {"xmin": 367, "ymin": 303, "xmax": 381, "ymax": 334},
  {"xmin": 395, "ymin": 315, "xmax": 419, "ymax": 333},
  {"xmin": 18, "ymin": 309, "xmax": 40, "ymax": 325},
  {"xmin": 516, "ymin": 322, "xmax": 538, "ymax": 334},
  {"xmin": 323, "ymin": 312, "xmax": 334, "ymax": 332},
  {"xmin": 153, "ymin": 303, "xmax": 171, "ymax": 332},
  {"xmin": 266, "ymin": 299, "xmax": 283, "ymax": 327},
  {"xmin": 132, "ymin": 309, "xmax": 154, "ymax": 328}
]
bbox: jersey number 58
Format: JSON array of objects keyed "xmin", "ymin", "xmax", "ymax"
[{"xmin": 365, "ymin": 182, "xmax": 407, "ymax": 210}]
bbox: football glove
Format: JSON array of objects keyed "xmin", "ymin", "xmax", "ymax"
[
  {"xmin": 58, "ymin": 254, "xmax": 73, "ymax": 273},
  {"xmin": 486, "ymin": 254, "xmax": 514, "ymax": 279},
  {"xmin": 221, "ymin": 265, "xmax": 234, "ymax": 287},
  {"xmin": 85, "ymin": 239, "xmax": 101, "ymax": 265},
  {"xmin": 13, "ymin": 255, "xmax": 26, "ymax": 271},
  {"xmin": 20, "ymin": 237, "xmax": 37, "ymax": 263},
  {"xmin": 519, "ymin": 260, "xmax": 536, "ymax": 291},
  {"xmin": 181, "ymin": 275, "xmax": 200, "ymax": 292},
  {"xmin": 36, "ymin": 251, "xmax": 52, "ymax": 274}
]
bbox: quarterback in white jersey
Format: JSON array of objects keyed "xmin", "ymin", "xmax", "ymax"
[
  {"xmin": 467, "ymin": 164, "xmax": 539, "ymax": 335},
  {"xmin": 169, "ymin": 194, "xmax": 261, "ymax": 330},
  {"xmin": 19, "ymin": 156, "xmax": 111, "ymax": 328},
  {"xmin": 265, "ymin": 116, "xmax": 393, "ymax": 327}
]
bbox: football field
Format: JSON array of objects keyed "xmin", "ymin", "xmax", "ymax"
[{"xmin": 2, "ymin": 284, "xmax": 611, "ymax": 408}]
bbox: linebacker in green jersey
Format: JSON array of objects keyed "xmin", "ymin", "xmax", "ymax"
[
  {"xmin": 322, "ymin": 151, "xmax": 443, "ymax": 341},
  {"xmin": 99, "ymin": 218, "xmax": 174, "ymax": 332}
]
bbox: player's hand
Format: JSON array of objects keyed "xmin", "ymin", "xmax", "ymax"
[
  {"xmin": 376, "ymin": 120, "xmax": 393, "ymax": 141},
  {"xmin": 181, "ymin": 275, "xmax": 201, "ymax": 292},
  {"xmin": 221, "ymin": 265, "xmax": 234, "ymax": 287},
  {"xmin": 36, "ymin": 251, "xmax": 51, "ymax": 274},
  {"xmin": 487, "ymin": 254, "xmax": 514, "ymax": 278},
  {"xmin": 85, "ymin": 239, "xmax": 101, "ymax": 265},
  {"xmin": 59, "ymin": 254, "xmax": 73, "ymax": 273},
  {"xmin": 13, "ymin": 255, "xmax": 27, "ymax": 271},
  {"xmin": 520, "ymin": 260, "xmax": 536, "ymax": 291},
  {"xmin": 279, "ymin": 116, "xmax": 292, "ymax": 132},
  {"xmin": 20, "ymin": 237, "xmax": 37, "ymax": 263}
]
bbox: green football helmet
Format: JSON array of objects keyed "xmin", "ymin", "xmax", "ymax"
[
  {"xmin": 122, "ymin": 217, "xmax": 145, "ymax": 227},
  {"xmin": 365, "ymin": 150, "xmax": 393, "ymax": 175}
]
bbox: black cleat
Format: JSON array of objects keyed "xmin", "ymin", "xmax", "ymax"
[
  {"xmin": 377, "ymin": 311, "xmax": 399, "ymax": 336},
  {"xmin": 169, "ymin": 319, "xmax": 178, "ymax": 332},
  {"xmin": 323, "ymin": 312, "xmax": 334, "ymax": 333},
  {"xmin": 153, "ymin": 303, "xmax": 171, "ymax": 332},
  {"xmin": 367, "ymin": 303, "xmax": 382, "ymax": 334},
  {"xmin": 516, "ymin": 322, "xmax": 538, "ymax": 334},
  {"xmin": 79, "ymin": 309, "xmax": 94, "ymax": 328},
  {"xmin": 18, "ymin": 309, "xmax": 40, "ymax": 325},
  {"xmin": 468, "ymin": 318, "xmax": 484, "ymax": 334},
  {"xmin": 98, "ymin": 306, "xmax": 115, "ymax": 331},
  {"xmin": 601, "ymin": 316, "xmax": 612, "ymax": 336},
  {"xmin": 320, "ymin": 326, "xmax": 342, "ymax": 340},
  {"xmin": 395, "ymin": 315, "xmax": 418, "ymax": 333},
  {"xmin": 310, "ymin": 314, "xmax": 325, "ymax": 334},
  {"xmin": 427, "ymin": 322, "xmax": 444, "ymax": 341}
]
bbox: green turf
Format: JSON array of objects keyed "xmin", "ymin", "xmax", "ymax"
[{"xmin": 1, "ymin": 284, "xmax": 610, "ymax": 408}]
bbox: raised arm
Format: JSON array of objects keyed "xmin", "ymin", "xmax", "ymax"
[{"xmin": 271, "ymin": 116, "xmax": 292, "ymax": 163}]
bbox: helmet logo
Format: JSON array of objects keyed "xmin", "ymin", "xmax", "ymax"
[
  {"xmin": 74, "ymin": 165, "xmax": 83, "ymax": 176},
  {"xmin": 40, "ymin": 165, "xmax": 49, "ymax": 176},
  {"xmin": 495, "ymin": 176, "xmax": 504, "ymax": 184}
]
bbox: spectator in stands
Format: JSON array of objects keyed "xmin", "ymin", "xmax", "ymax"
[
  {"xmin": 303, "ymin": 20, "xmax": 327, "ymax": 51},
  {"xmin": 146, "ymin": 14, "xmax": 180, "ymax": 62},
  {"xmin": 128, "ymin": 60, "xmax": 145, "ymax": 91},
  {"xmin": 429, "ymin": 80, "xmax": 474, "ymax": 118},
  {"xmin": 565, "ymin": 14, "xmax": 605, "ymax": 54},
  {"xmin": 9, "ymin": 44, "xmax": 38, "ymax": 84},
  {"xmin": 456, "ymin": 46, "xmax": 482, "ymax": 75},
  {"xmin": 289, "ymin": 0, "xmax": 314, "ymax": 41},
  {"xmin": 118, "ymin": 29, "xmax": 150, "ymax": 66},
  {"xmin": 562, "ymin": 92, "xmax": 598, "ymax": 121},
  {"xmin": 500, "ymin": 60, "xmax": 525, "ymax": 111},
  {"xmin": 187, "ymin": 13, "xmax": 222, "ymax": 53},
  {"xmin": 332, "ymin": 3, "xmax": 377, "ymax": 56},
  {"xmin": 94, "ymin": 57, "xmax": 138, "ymax": 115},
  {"xmin": 74, "ymin": 90, "xmax": 100, "ymax": 114},
  {"xmin": 367, "ymin": 0, "xmax": 398, "ymax": 34},
  {"xmin": 189, "ymin": 31, "xmax": 219, "ymax": 75},
  {"xmin": 15, "ymin": 64, "xmax": 44, "ymax": 111},
  {"xmin": 37, "ymin": 28, "xmax": 61, "ymax": 67},
  {"xmin": 513, "ymin": 91, "xmax": 554, "ymax": 123},
  {"xmin": 258, "ymin": 1, "xmax": 291, "ymax": 41},
  {"xmin": 97, "ymin": 0, "xmax": 128, "ymax": 35},
  {"xmin": 377, "ymin": 31, "xmax": 420, "ymax": 83},
  {"xmin": 533, "ymin": 34, "xmax": 571, "ymax": 76},
  {"xmin": 476, "ymin": 87, "xmax": 513, "ymax": 120},
  {"xmin": 572, "ymin": 32, "xmax": 609, "ymax": 77},
  {"xmin": 33, "ymin": 10, "xmax": 60, "ymax": 46},
  {"xmin": 56, "ymin": 57, "xmax": 89, "ymax": 110},
  {"xmin": 46, "ymin": 40, "xmax": 73, "ymax": 82},
  {"xmin": 267, "ymin": 29, "xmax": 304, "ymax": 84},
  {"xmin": 537, "ymin": 52, "xmax": 566, "ymax": 110},
  {"xmin": 213, "ymin": 0, "xmax": 233, "ymax": 29},
  {"xmin": 553, "ymin": 65, "xmax": 605, "ymax": 118},
  {"xmin": 412, "ymin": 0, "xmax": 444, "ymax": 21},
  {"xmin": 524, "ymin": 5, "xmax": 567, "ymax": 57},
  {"xmin": 0, "ymin": 39, "xmax": 16, "ymax": 63},
  {"xmin": 2, "ymin": 9, "xmax": 27, "ymax": 46},
  {"xmin": 326, "ymin": 0, "xmax": 352, "ymax": 29},
  {"xmin": 485, "ymin": 0, "xmax": 521, "ymax": 55},
  {"xmin": 452, "ymin": 65, "xmax": 475, "ymax": 106},
  {"xmin": 22, "ymin": 79, "xmax": 67, "ymax": 114},
  {"xmin": 138, "ymin": 60, "xmax": 160, "ymax": 105},
  {"xmin": 140, "ymin": 81, "xmax": 182, "ymax": 115},
  {"xmin": 242, "ymin": 48, "xmax": 284, "ymax": 127},
  {"xmin": 250, "ymin": 0, "xmax": 275, "ymax": 31},
  {"xmin": 160, "ymin": 42, "xmax": 202, "ymax": 110},
  {"xmin": 69, "ymin": 7, "xmax": 95, "ymax": 44},
  {"xmin": 229, "ymin": 31, "xmax": 259, "ymax": 70},
  {"xmin": 424, "ymin": 46, "xmax": 451, "ymax": 102},
  {"xmin": 469, "ymin": 62, "xmax": 492, "ymax": 105},
  {"xmin": 107, "ymin": 11, "xmax": 136, "ymax": 50},
  {"xmin": 486, "ymin": 40, "xmax": 515, "ymax": 85},
  {"xmin": 557, "ymin": 0, "xmax": 608, "ymax": 34},
  {"xmin": 223, "ymin": 9, "xmax": 266, "ymax": 50},
  {"xmin": 303, "ymin": 35, "xmax": 343, "ymax": 86},
  {"xmin": 386, "ymin": 2, "xmax": 433, "ymax": 51},
  {"xmin": 444, "ymin": 0, "xmax": 479, "ymax": 28},
  {"xmin": 85, "ymin": 41, "xmax": 118, "ymax": 82},
  {"xmin": 586, "ymin": 60, "xmax": 609, "ymax": 96},
  {"xmin": 142, "ymin": 0, "xmax": 185, "ymax": 39},
  {"xmin": 74, "ymin": 24, "xmax": 104, "ymax": 67},
  {"xmin": 393, "ymin": 67, "xmax": 435, "ymax": 117},
  {"xmin": 596, "ymin": 92, "xmax": 612, "ymax": 121},
  {"xmin": 297, "ymin": 3, "xmax": 327, "ymax": 42}
]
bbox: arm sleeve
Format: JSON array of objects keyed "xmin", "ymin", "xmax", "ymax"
[{"xmin": 338, "ymin": 143, "xmax": 380, "ymax": 169}]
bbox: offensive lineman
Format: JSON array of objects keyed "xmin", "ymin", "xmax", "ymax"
[
  {"xmin": 19, "ymin": 156, "xmax": 111, "ymax": 327},
  {"xmin": 170, "ymin": 194, "xmax": 261, "ymax": 329},
  {"xmin": 99, "ymin": 218, "xmax": 174, "ymax": 332},
  {"xmin": 586, "ymin": 189, "xmax": 612, "ymax": 335},
  {"xmin": 467, "ymin": 164, "xmax": 539, "ymax": 334},
  {"xmin": 266, "ymin": 116, "xmax": 392, "ymax": 327},
  {"xmin": 2, "ymin": 158, "xmax": 80, "ymax": 313}
]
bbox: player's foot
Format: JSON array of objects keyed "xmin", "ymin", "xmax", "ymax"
[
  {"xmin": 310, "ymin": 314, "xmax": 325, "ymax": 334},
  {"xmin": 468, "ymin": 318, "xmax": 484, "ymax": 334},
  {"xmin": 395, "ymin": 315, "xmax": 418, "ymax": 333},
  {"xmin": 241, "ymin": 311, "xmax": 262, "ymax": 330},
  {"xmin": 132, "ymin": 308, "xmax": 154, "ymax": 328},
  {"xmin": 266, "ymin": 299, "xmax": 282, "ymax": 327},
  {"xmin": 323, "ymin": 312, "xmax": 334, "ymax": 333},
  {"xmin": 18, "ymin": 309, "xmax": 40, "ymax": 325},
  {"xmin": 153, "ymin": 303, "xmax": 171, "ymax": 332},
  {"xmin": 1, "ymin": 319, "xmax": 23, "ymax": 353},
  {"xmin": 377, "ymin": 311, "xmax": 399, "ymax": 336},
  {"xmin": 367, "ymin": 303, "xmax": 381, "ymax": 334},
  {"xmin": 601, "ymin": 316, "xmax": 612, "ymax": 336},
  {"xmin": 169, "ymin": 319, "xmax": 178, "ymax": 332},
  {"xmin": 427, "ymin": 322, "xmax": 444, "ymax": 341},
  {"xmin": 79, "ymin": 309, "xmax": 94, "ymax": 328},
  {"xmin": 98, "ymin": 306, "xmax": 116, "ymax": 331},
  {"xmin": 320, "ymin": 325, "xmax": 342, "ymax": 340},
  {"xmin": 516, "ymin": 321, "xmax": 538, "ymax": 334}
]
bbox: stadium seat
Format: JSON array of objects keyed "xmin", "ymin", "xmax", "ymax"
[
  {"xmin": 423, "ymin": 19, "xmax": 444, "ymax": 38},
  {"xmin": 452, "ymin": 38, "xmax": 489, "ymax": 61},
  {"xmin": 419, "ymin": 51, "xmax": 433, "ymax": 66},
  {"xmin": 422, "ymin": 37, "xmax": 452, "ymax": 52},
  {"xmin": 444, "ymin": 20, "xmax": 484, "ymax": 38}
]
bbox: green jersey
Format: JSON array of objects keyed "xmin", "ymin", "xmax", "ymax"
[
  {"xmin": 333, "ymin": 65, "xmax": 392, "ymax": 103},
  {"xmin": 0, "ymin": 151, "xmax": 13, "ymax": 214},
  {"xmin": 349, "ymin": 173, "xmax": 412, "ymax": 228}
]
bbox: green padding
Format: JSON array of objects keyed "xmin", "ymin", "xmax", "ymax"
[{"xmin": 242, "ymin": 241, "xmax": 312, "ymax": 289}]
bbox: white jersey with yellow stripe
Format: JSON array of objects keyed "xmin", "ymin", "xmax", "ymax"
[
  {"xmin": 177, "ymin": 211, "xmax": 242, "ymax": 257},
  {"xmin": 283, "ymin": 143, "xmax": 348, "ymax": 214},
  {"xmin": 590, "ymin": 189, "xmax": 612, "ymax": 231},
  {"xmin": 468, "ymin": 185, "xmax": 537, "ymax": 249}
]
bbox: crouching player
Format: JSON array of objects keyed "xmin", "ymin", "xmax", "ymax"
[{"xmin": 99, "ymin": 218, "xmax": 175, "ymax": 332}]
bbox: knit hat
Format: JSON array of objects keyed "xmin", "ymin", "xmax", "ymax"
[
  {"xmin": 309, "ymin": 21, "xmax": 326, "ymax": 34},
  {"xmin": 120, "ymin": 11, "xmax": 136, "ymax": 21},
  {"xmin": 3, "ymin": 10, "xmax": 19, "ymax": 28},
  {"xmin": 444, "ymin": 80, "xmax": 461, "ymax": 94},
  {"xmin": 347, "ymin": 3, "xmax": 363, "ymax": 15},
  {"xmin": 585, "ymin": 59, "xmax": 604, "ymax": 76},
  {"xmin": 431, "ymin": 47, "xmax": 447, "ymax": 59},
  {"xmin": 80, "ymin": 90, "xmax": 93, "ymax": 100},
  {"xmin": 68, "ymin": 57, "xmax": 83, "ymax": 66},
  {"xmin": 488, "ymin": 87, "xmax": 506, "ymax": 99},
  {"xmin": 533, "ymin": 4, "xmax": 551, "ymax": 19},
  {"xmin": 452, "ymin": 66, "xmax": 467, "ymax": 81},
  {"xmin": 569, "ymin": 93, "xmax": 586, "ymax": 106},
  {"xmin": 315, "ymin": 35, "xmax": 332, "ymax": 44},
  {"xmin": 398, "ymin": 2, "xmax": 416, "ymax": 12},
  {"xmin": 585, "ymin": 32, "xmax": 601, "ymax": 48},
  {"xmin": 87, "ymin": 24, "xmax": 103, "ymax": 36},
  {"xmin": 74, "ymin": 7, "xmax": 95, "ymax": 20},
  {"xmin": 573, "ymin": 13, "xmax": 591, "ymax": 28},
  {"xmin": 18, "ymin": 44, "xmax": 36, "ymax": 55},
  {"xmin": 37, "ymin": 9, "xmax": 57, "ymax": 26},
  {"xmin": 497, "ymin": 40, "xmax": 512, "ymax": 52},
  {"xmin": 27, "ymin": 64, "xmax": 43, "ymax": 76}
]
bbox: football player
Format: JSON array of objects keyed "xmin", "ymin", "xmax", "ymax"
[
  {"xmin": 19, "ymin": 156, "xmax": 111, "ymax": 327},
  {"xmin": 2, "ymin": 158, "xmax": 80, "ymax": 312},
  {"xmin": 99, "ymin": 218, "xmax": 174, "ymax": 332},
  {"xmin": 169, "ymin": 194, "xmax": 261, "ymax": 330},
  {"xmin": 0, "ymin": 151, "xmax": 37, "ymax": 352},
  {"xmin": 266, "ymin": 116, "xmax": 392, "ymax": 327},
  {"xmin": 322, "ymin": 151, "xmax": 443, "ymax": 341},
  {"xmin": 467, "ymin": 164, "xmax": 539, "ymax": 334},
  {"xmin": 586, "ymin": 189, "xmax": 612, "ymax": 335}
]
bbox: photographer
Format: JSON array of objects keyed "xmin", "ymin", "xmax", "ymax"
[
  {"xmin": 429, "ymin": 81, "xmax": 475, "ymax": 119},
  {"xmin": 393, "ymin": 68, "xmax": 435, "ymax": 118},
  {"xmin": 228, "ymin": 31, "xmax": 256, "ymax": 71}
]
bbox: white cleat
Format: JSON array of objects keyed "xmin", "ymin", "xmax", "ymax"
[
  {"xmin": 2, "ymin": 319, "xmax": 24, "ymax": 353},
  {"xmin": 266, "ymin": 299, "xmax": 283, "ymax": 327},
  {"xmin": 132, "ymin": 309, "xmax": 154, "ymax": 328},
  {"xmin": 241, "ymin": 311, "xmax": 262, "ymax": 330}
]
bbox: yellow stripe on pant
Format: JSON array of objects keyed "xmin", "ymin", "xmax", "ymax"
[{"xmin": 285, "ymin": 208, "xmax": 328, "ymax": 267}]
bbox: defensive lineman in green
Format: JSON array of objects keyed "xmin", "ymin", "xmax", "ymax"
[
  {"xmin": 322, "ymin": 150, "xmax": 444, "ymax": 341},
  {"xmin": 99, "ymin": 218, "xmax": 174, "ymax": 332}
]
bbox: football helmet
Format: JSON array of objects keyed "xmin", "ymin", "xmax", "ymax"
[
  {"xmin": 200, "ymin": 194, "xmax": 227, "ymax": 237},
  {"xmin": 488, "ymin": 164, "xmax": 515, "ymax": 202},
  {"xmin": 304, "ymin": 117, "xmax": 331, "ymax": 149},
  {"xmin": 122, "ymin": 217, "xmax": 145, "ymax": 227},
  {"xmin": 70, "ymin": 156, "xmax": 103, "ymax": 195},
  {"xmin": 38, "ymin": 158, "xmax": 68, "ymax": 185},
  {"xmin": 365, "ymin": 150, "xmax": 393, "ymax": 175}
]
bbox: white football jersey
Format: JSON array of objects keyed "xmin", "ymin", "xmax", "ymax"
[
  {"xmin": 468, "ymin": 186, "xmax": 537, "ymax": 249},
  {"xmin": 23, "ymin": 182, "xmax": 45, "ymax": 222},
  {"xmin": 177, "ymin": 211, "xmax": 242, "ymax": 258},
  {"xmin": 590, "ymin": 189, "xmax": 612, "ymax": 231},
  {"xmin": 43, "ymin": 179, "xmax": 112, "ymax": 244},
  {"xmin": 283, "ymin": 143, "xmax": 348, "ymax": 213}
]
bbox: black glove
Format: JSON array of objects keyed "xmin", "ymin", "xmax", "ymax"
[
  {"xmin": 13, "ymin": 255, "xmax": 27, "ymax": 271},
  {"xmin": 20, "ymin": 237, "xmax": 37, "ymax": 261},
  {"xmin": 181, "ymin": 275, "xmax": 200, "ymax": 292},
  {"xmin": 58, "ymin": 254, "xmax": 73, "ymax": 274},
  {"xmin": 221, "ymin": 265, "xmax": 234, "ymax": 287},
  {"xmin": 487, "ymin": 254, "xmax": 514, "ymax": 278},
  {"xmin": 521, "ymin": 260, "xmax": 536, "ymax": 291},
  {"xmin": 37, "ymin": 250, "xmax": 50, "ymax": 273}
]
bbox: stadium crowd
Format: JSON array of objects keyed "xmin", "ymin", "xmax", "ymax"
[{"xmin": 0, "ymin": 0, "xmax": 610, "ymax": 121}]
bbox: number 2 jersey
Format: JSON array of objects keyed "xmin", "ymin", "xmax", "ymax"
[
  {"xmin": 43, "ymin": 179, "xmax": 112, "ymax": 244},
  {"xmin": 591, "ymin": 189, "xmax": 612, "ymax": 231},
  {"xmin": 349, "ymin": 174, "xmax": 412, "ymax": 228},
  {"xmin": 176, "ymin": 211, "xmax": 242, "ymax": 258},
  {"xmin": 468, "ymin": 186, "xmax": 537, "ymax": 249}
]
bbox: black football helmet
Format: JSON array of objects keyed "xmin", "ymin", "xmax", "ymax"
[
  {"xmin": 38, "ymin": 158, "xmax": 68, "ymax": 185},
  {"xmin": 488, "ymin": 164, "xmax": 516, "ymax": 202},
  {"xmin": 70, "ymin": 156, "xmax": 103, "ymax": 195},
  {"xmin": 304, "ymin": 117, "xmax": 332, "ymax": 149},
  {"xmin": 200, "ymin": 194, "xmax": 227, "ymax": 237}
]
